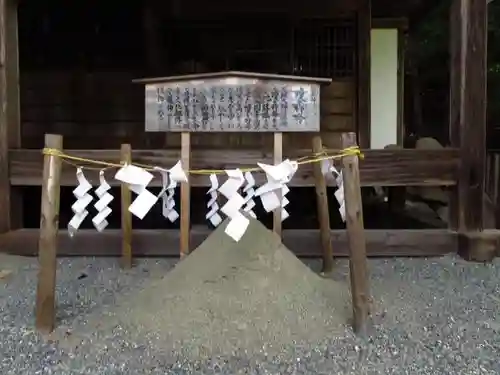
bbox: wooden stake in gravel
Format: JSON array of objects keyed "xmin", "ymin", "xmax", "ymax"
[
  {"xmin": 35, "ymin": 133, "xmax": 63, "ymax": 333},
  {"xmin": 341, "ymin": 132, "xmax": 370, "ymax": 335},
  {"xmin": 180, "ymin": 132, "xmax": 191, "ymax": 258},
  {"xmin": 311, "ymin": 135, "xmax": 333, "ymax": 274},
  {"xmin": 120, "ymin": 144, "xmax": 132, "ymax": 269}
]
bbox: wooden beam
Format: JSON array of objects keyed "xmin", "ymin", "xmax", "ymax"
[
  {"xmin": 449, "ymin": 0, "xmax": 492, "ymax": 261},
  {"xmin": 0, "ymin": 0, "xmax": 20, "ymax": 233},
  {"xmin": 356, "ymin": 0, "xmax": 371, "ymax": 148},
  {"xmin": 0, "ymin": 228, "xmax": 457, "ymax": 258},
  {"xmin": 9, "ymin": 148, "xmax": 460, "ymax": 187},
  {"xmin": 372, "ymin": 18, "xmax": 408, "ymax": 30},
  {"xmin": 458, "ymin": 230, "xmax": 500, "ymax": 262}
]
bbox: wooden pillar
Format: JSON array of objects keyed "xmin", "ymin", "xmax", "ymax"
[
  {"xmin": 341, "ymin": 132, "xmax": 370, "ymax": 335},
  {"xmin": 0, "ymin": 0, "xmax": 21, "ymax": 233},
  {"xmin": 356, "ymin": 0, "xmax": 371, "ymax": 149},
  {"xmin": 35, "ymin": 134, "xmax": 63, "ymax": 333},
  {"xmin": 449, "ymin": 0, "xmax": 495, "ymax": 261},
  {"xmin": 120, "ymin": 144, "xmax": 133, "ymax": 268}
]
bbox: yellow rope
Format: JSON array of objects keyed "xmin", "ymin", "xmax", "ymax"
[{"xmin": 42, "ymin": 146, "xmax": 363, "ymax": 175}]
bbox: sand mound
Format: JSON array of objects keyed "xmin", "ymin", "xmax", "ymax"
[{"xmin": 108, "ymin": 219, "xmax": 350, "ymax": 357}]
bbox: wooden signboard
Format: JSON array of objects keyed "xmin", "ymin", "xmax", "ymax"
[
  {"xmin": 135, "ymin": 71, "xmax": 329, "ymax": 133},
  {"xmin": 134, "ymin": 71, "xmax": 332, "ymax": 262}
]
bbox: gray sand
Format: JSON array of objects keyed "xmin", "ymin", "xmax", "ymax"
[
  {"xmin": 1, "ymin": 243, "xmax": 500, "ymax": 374},
  {"xmin": 69, "ymin": 218, "xmax": 351, "ymax": 358}
]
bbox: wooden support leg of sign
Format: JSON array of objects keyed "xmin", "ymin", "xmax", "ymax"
[
  {"xmin": 180, "ymin": 132, "xmax": 191, "ymax": 258},
  {"xmin": 120, "ymin": 144, "xmax": 133, "ymax": 269},
  {"xmin": 311, "ymin": 135, "xmax": 334, "ymax": 274},
  {"xmin": 341, "ymin": 132, "xmax": 370, "ymax": 336},
  {"xmin": 273, "ymin": 132, "xmax": 283, "ymax": 237},
  {"xmin": 35, "ymin": 134, "xmax": 63, "ymax": 334}
]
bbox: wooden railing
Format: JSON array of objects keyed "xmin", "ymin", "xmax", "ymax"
[{"xmin": 8, "ymin": 148, "xmax": 460, "ymax": 187}]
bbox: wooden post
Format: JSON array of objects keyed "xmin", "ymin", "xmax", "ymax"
[
  {"xmin": 35, "ymin": 134, "xmax": 63, "ymax": 333},
  {"xmin": 0, "ymin": 0, "xmax": 21, "ymax": 233},
  {"xmin": 356, "ymin": 0, "xmax": 371, "ymax": 149},
  {"xmin": 120, "ymin": 144, "xmax": 132, "ymax": 268},
  {"xmin": 486, "ymin": 153, "xmax": 492, "ymax": 194},
  {"xmin": 180, "ymin": 132, "xmax": 191, "ymax": 258},
  {"xmin": 341, "ymin": 132, "xmax": 370, "ymax": 335},
  {"xmin": 449, "ymin": 0, "xmax": 493, "ymax": 261},
  {"xmin": 493, "ymin": 154, "xmax": 500, "ymax": 205},
  {"xmin": 273, "ymin": 132, "xmax": 283, "ymax": 237},
  {"xmin": 311, "ymin": 135, "xmax": 333, "ymax": 273}
]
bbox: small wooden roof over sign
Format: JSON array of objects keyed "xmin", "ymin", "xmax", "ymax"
[
  {"xmin": 132, "ymin": 71, "xmax": 333, "ymax": 85},
  {"xmin": 134, "ymin": 71, "xmax": 332, "ymax": 133}
]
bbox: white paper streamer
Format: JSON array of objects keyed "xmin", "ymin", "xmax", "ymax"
[
  {"xmin": 156, "ymin": 167, "xmax": 180, "ymax": 223},
  {"xmin": 68, "ymin": 168, "xmax": 93, "ymax": 237},
  {"xmin": 242, "ymin": 171, "xmax": 256, "ymax": 219},
  {"xmin": 321, "ymin": 159, "xmax": 346, "ymax": 222},
  {"xmin": 218, "ymin": 169, "xmax": 249, "ymax": 241},
  {"xmin": 115, "ymin": 164, "xmax": 156, "ymax": 220},
  {"xmin": 206, "ymin": 173, "xmax": 222, "ymax": 227},
  {"xmin": 255, "ymin": 160, "xmax": 297, "ymax": 221},
  {"xmin": 321, "ymin": 159, "xmax": 340, "ymax": 187},
  {"xmin": 115, "ymin": 163, "xmax": 154, "ymax": 195},
  {"xmin": 93, "ymin": 170, "xmax": 113, "ymax": 232},
  {"xmin": 164, "ymin": 161, "xmax": 189, "ymax": 222},
  {"xmin": 335, "ymin": 171, "xmax": 346, "ymax": 222},
  {"xmin": 64, "ymin": 153, "xmax": 350, "ymax": 239}
]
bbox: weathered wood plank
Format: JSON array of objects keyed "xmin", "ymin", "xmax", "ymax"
[
  {"xmin": 9, "ymin": 148, "xmax": 460, "ymax": 187},
  {"xmin": 0, "ymin": 0, "xmax": 21, "ymax": 233},
  {"xmin": 0, "ymin": 0, "xmax": 9, "ymax": 233},
  {"xmin": 449, "ymin": 0, "xmax": 487, "ymax": 232},
  {"xmin": 0, "ymin": 229, "xmax": 457, "ymax": 257},
  {"xmin": 356, "ymin": 0, "xmax": 371, "ymax": 148},
  {"xmin": 21, "ymin": 128, "xmax": 353, "ymax": 150}
]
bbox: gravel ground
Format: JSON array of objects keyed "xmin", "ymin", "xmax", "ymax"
[{"xmin": 1, "ymin": 252, "xmax": 499, "ymax": 375}]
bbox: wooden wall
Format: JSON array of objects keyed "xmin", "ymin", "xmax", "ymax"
[{"xmin": 20, "ymin": 71, "xmax": 355, "ymax": 151}]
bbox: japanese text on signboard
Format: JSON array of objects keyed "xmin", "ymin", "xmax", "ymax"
[{"xmin": 145, "ymin": 78, "xmax": 320, "ymax": 132}]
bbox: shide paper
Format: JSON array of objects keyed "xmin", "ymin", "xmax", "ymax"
[
  {"xmin": 255, "ymin": 159, "xmax": 298, "ymax": 221},
  {"xmin": 93, "ymin": 170, "xmax": 114, "ymax": 232},
  {"xmin": 335, "ymin": 171, "xmax": 346, "ymax": 222},
  {"xmin": 242, "ymin": 171, "xmax": 257, "ymax": 218},
  {"xmin": 115, "ymin": 164, "xmax": 156, "ymax": 220},
  {"xmin": 217, "ymin": 169, "xmax": 249, "ymax": 242},
  {"xmin": 321, "ymin": 158, "xmax": 346, "ymax": 222},
  {"xmin": 156, "ymin": 161, "xmax": 187, "ymax": 223},
  {"xmin": 68, "ymin": 168, "xmax": 93, "ymax": 237},
  {"xmin": 206, "ymin": 173, "xmax": 222, "ymax": 227},
  {"xmin": 64, "ymin": 154, "xmax": 347, "ymax": 242},
  {"xmin": 115, "ymin": 161, "xmax": 188, "ymax": 221},
  {"xmin": 166, "ymin": 161, "xmax": 189, "ymax": 222}
]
